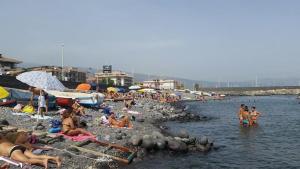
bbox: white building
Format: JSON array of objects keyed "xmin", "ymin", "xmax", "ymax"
[
  {"xmin": 95, "ymin": 71, "xmax": 133, "ymax": 87},
  {"xmin": 142, "ymin": 80, "xmax": 179, "ymax": 90}
]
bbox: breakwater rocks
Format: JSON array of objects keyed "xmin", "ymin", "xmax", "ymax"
[
  {"xmin": 203, "ymin": 87, "xmax": 300, "ymax": 96},
  {"xmin": 130, "ymin": 130, "xmax": 213, "ymax": 161}
]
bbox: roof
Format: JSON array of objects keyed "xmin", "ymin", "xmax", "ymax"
[{"xmin": 0, "ymin": 54, "xmax": 22, "ymax": 64}]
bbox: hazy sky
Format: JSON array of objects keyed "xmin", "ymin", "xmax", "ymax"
[{"xmin": 1, "ymin": 0, "xmax": 300, "ymax": 81}]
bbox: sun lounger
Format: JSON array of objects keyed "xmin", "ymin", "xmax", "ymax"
[{"xmin": 0, "ymin": 156, "xmax": 32, "ymax": 169}]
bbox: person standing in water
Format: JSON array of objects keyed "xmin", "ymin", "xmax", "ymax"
[
  {"xmin": 250, "ymin": 106, "xmax": 261, "ymax": 125},
  {"xmin": 241, "ymin": 106, "xmax": 250, "ymax": 127},
  {"xmin": 238, "ymin": 104, "xmax": 245, "ymax": 124}
]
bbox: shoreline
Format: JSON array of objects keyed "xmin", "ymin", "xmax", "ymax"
[{"xmin": 0, "ymin": 98, "xmax": 213, "ymax": 169}]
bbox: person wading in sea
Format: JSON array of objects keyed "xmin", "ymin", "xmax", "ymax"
[{"xmin": 238, "ymin": 104, "xmax": 245, "ymax": 124}]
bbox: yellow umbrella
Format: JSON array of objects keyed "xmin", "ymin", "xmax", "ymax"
[
  {"xmin": 0, "ymin": 86, "xmax": 9, "ymax": 99},
  {"xmin": 107, "ymin": 87, "xmax": 117, "ymax": 93}
]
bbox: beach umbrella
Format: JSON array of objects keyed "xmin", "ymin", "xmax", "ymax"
[
  {"xmin": 107, "ymin": 87, "xmax": 117, "ymax": 93},
  {"xmin": 76, "ymin": 83, "xmax": 91, "ymax": 91},
  {"xmin": 0, "ymin": 86, "xmax": 9, "ymax": 99},
  {"xmin": 16, "ymin": 71, "xmax": 65, "ymax": 91},
  {"xmin": 129, "ymin": 85, "xmax": 141, "ymax": 90}
]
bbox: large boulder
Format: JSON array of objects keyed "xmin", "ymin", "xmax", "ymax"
[
  {"xmin": 130, "ymin": 135, "xmax": 142, "ymax": 146},
  {"xmin": 141, "ymin": 135, "xmax": 155, "ymax": 150},
  {"xmin": 167, "ymin": 139, "xmax": 188, "ymax": 152},
  {"xmin": 155, "ymin": 139, "xmax": 166, "ymax": 150},
  {"xmin": 198, "ymin": 136, "xmax": 209, "ymax": 145},
  {"xmin": 178, "ymin": 129, "xmax": 189, "ymax": 138},
  {"xmin": 152, "ymin": 131, "xmax": 164, "ymax": 139}
]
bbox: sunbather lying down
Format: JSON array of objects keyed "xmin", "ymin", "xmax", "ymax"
[
  {"xmin": 61, "ymin": 109, "xmax": 93, "ymax": 136},
  {"xmin": 0, "ymin": 134, "xmax": 61, "ymax": 169},
  {"xmin": 5, "ymin": 131, "xmax": 52, "ymax": 152},
  {"xmin": 108, "ymin": 113, "xmax": 132, "ymax": 128}
]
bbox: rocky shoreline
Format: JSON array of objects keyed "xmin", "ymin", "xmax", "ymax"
[{"xmin": 0, "ymin": 98, "xmax": 214, "ymax": 169}]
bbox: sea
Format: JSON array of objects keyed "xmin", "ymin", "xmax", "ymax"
[{"xmin": 126, "ymin": 95, "xmax": 300, "ymax": 169}]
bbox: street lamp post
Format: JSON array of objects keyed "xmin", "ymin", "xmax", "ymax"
[{"xmin": 61, "ymin": 43, "xmax": 64, "ymax": 81}]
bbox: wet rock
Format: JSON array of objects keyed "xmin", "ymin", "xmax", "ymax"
[
  {"xmin": 130, "ymin": 135, "xmax": 142, "ymax": 146},
  {"xmin": 196, "ymin": 142, "xmax": 213, "ymax": 152},
  {"xmin": 167, "ymin": 139, "xmax": 187, "ymax": 152},
  {"xmin": 178, "ymin": 129, "xmax": 189, "ymax": 138},
  {"xmin": 199, "ymin": 136, "xmax": 208, "ymax": 145}
]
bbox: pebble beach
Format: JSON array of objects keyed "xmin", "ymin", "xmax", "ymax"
[{"xmin": 0, "ymin": 97, "xmax": 214, "ymax": 169}]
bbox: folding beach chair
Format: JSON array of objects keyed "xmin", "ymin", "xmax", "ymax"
[{"xmin": 0, "ymin": 156, "xmax": 32, "ymax": 169}]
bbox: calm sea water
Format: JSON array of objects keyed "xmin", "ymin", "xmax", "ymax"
[{"xmin": 127, "ymin": 96, "xmax": 300, "ymax": 169}]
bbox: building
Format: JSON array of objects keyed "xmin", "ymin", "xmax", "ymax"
[
  {"xmin": 0, "ymin": 54, "xmax": 22, "ymax": 73},
  {"xmin": 95, "ymin": 65, "xmax": 133, "ymax": 87},
  {"xmin": 30, "ymin": 66, "xmax": 87, "ymax": 82},
  {"xmin": 142, "ymin": 79, "xmax": 179, "ymax": 90}
]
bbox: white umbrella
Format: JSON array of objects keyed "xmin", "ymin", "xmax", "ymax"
[
  {"xmin": 16, "ymin": 71, "xmax": 65, "ymax": 91},
  {"xmin": 129, "ymin": 85, "xmax": 141, "ymax": 90}
]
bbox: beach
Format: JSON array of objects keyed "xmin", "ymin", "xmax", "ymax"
[{"xmin": 0, "ymin": 96, "xmax": 213, "ymax": 169}]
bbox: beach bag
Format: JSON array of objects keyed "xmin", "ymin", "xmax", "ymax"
[
  {"xmin": 48, "ymin": 127, "xmax": 61, "ymax": 133},
  {"xmin": 50, "ymin": 119, "xmax": 62, "ymax": 128},
  {"xmin": 22, "ymin": 105, "xmax": 35, "ymax": 114}
]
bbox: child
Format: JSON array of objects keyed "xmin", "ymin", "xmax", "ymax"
[{"xmin": 38, "ymin": 90, "xmax": 46, "ymax": 117}]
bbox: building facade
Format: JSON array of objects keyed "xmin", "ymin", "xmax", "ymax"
[
  {"xmin": 30, "ymin": 66, "xmax": 87, "ymax": 82},
  {"xmin": 142, "ymin": 80, "xmax": 179, "ymax": 90},
  {"xmin": 95, "ymin": 71, "xmax": 133, "ymax": 87},
  {"xmin": 0, "ymin": 54, "xmax": 22, "ymax": 72}
]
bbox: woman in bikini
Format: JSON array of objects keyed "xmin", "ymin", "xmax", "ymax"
[
  {"xmin": 61, "ymin": 109, "xmax": 93, "ymax": 136},
  {"xmin": 0, "ymin": 134, "xmax": 61, "ymax": 169},
  {"xmin": 250, "ymin": 106, "xmax": 261, "ymax": 125}
]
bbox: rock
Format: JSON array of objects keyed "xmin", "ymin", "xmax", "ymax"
[
  {"xmin": 115, "ymin": 134, "xmax": 123, "ymax": 140},
  {"xmin": 196, "ymin": 142, "xmax": 212, "ymax": 152},
  {"xmin": 178, "ymin": 129, "xmax": 189, "ymax": 138},
  {"xmin": 141, "ymin": 135, "xmax": 155, "ymax": 150},
  {"xmin": 0, "ymin": 119, "xmax": 9, "ymax": 126},
  {"xmin": 60, "ymin": 152, "xmax": 72, "ymax": 159},
  {"xmin": 167, "ymin": 139, "xmax": 187, "ymax": 152},
  {"xmin": 66, "ymin": 147, "xmax": 80, "ymax": 155},
  {"xmin": 152, "ymin": 131, "xmax": 164, "ymax": 139},
  {"xmin": 199, "ymin": 136, "xmax": 208, "ymax": 145},
  {"xmin": 136, "ymin": 118, "xmax": 145, "ymax": 122},
  {"xmin": 155, "ymin": 139, "xmax": 166, "ymax": 150},
  {"xmin": 131, "ymin": 135, "xmax": 142, "ymax": 146}
]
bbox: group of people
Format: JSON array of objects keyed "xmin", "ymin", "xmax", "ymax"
[
  {"xmin": 238, "ymin": 104, "xmax": 261, "ymax": 126},
  {"xmin": 0, "ymin": 131, "xmax": 61, "ymax": 169}
]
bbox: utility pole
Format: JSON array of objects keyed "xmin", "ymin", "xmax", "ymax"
[
  {"xmin": 61, "ymin": 43, "xmax": 64, "ymax": 81},
  {"xmin": 255, "ymin": 76, "xmax": 258, "ymax": 87}
]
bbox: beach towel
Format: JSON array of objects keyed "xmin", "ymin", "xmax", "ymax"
[
  {"xmin": 127, "ymin": 110, "xmax": 141, "ymax": 115},
  {"xmin": 22, "ymin": 105, "xmax": 35, "ymax": 114},
  {"xmin": 30, "ymin": 115, "xmax": 52, "ymax": 120},
  {"xmin": 57, "ymin": 132, "xmax": 96, "ymax": 142}
]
